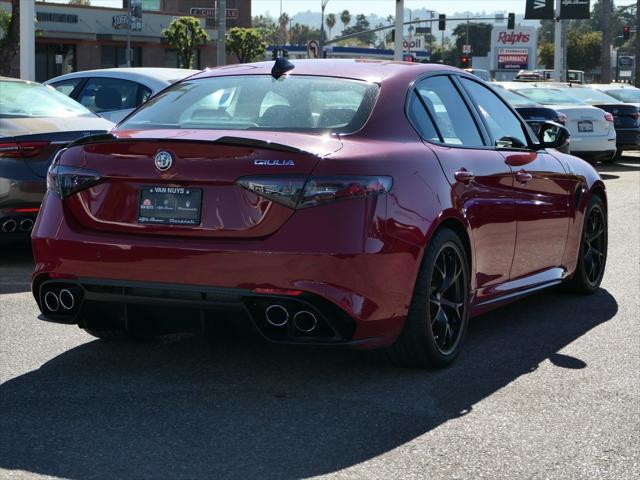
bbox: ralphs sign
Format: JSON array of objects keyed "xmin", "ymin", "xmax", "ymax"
[{"xmin": 490, "ymin": 26, "xmax": 537, "ymax": 74}]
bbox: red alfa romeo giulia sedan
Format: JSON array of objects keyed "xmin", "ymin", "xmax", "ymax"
[{"xmin": 31, "ymin": 59, "xmax": 607, "ymax": 368}]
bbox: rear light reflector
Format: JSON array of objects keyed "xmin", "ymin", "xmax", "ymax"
[
  {"xmin": 604, "ymin": 112, "xmax": 614, "ymax": 123},
  {"xmin": 237, "ymin": 175, "xmax": 393, "ymax": 210},
  {"xmin": 252, "ymin": 288, "xmax": 304, "ymax": 296},
  {"xmin": 0, "ymin": 141, "xmax": 50, "ymax": 158},
  {"xmin": 47, "ymin": 164, "xmax": 101, "ymax": 199}
]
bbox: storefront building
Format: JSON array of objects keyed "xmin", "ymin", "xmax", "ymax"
[{"xmin": 0, "ymin": 0, "xmax": 251, "ymax": 82}]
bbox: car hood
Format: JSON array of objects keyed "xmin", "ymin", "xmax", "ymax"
[{"xmin": 0, "ymin": 115, "xmax": 113, "ymax": 138}]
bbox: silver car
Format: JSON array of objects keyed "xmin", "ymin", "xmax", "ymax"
[
  {"xmin": 0, "ymin": 77, "xmax": 113, "ymax": 241},
  {"xmin": 44, "ymin": 68, "xmax": 200, "ymax": 123}
]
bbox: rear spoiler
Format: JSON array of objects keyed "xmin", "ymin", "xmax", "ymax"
[{"xmin": 67, "ymin": 133, "xmax": 322, "ymax": 156}]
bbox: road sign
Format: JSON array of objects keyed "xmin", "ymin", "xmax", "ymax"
[
  {"xmin": 415, "ymin": 27, "xmax": 431, "ymax": 35},
  {"xmin": 618, "ymin": 56, "xmax": 633, "ymax": 69},
  {"xmin": 307, "ymin": 40, "xmax": 320, "ymax": 59},
  {"xmin": 189, "ymin": 7, "xmax": 239, "ymax": 19},
  {"xmin": 462, "ymin": 44, "xmax": 472, "ymax": 54}
]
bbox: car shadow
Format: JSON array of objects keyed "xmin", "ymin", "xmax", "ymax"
[
  {"xmin": 597, "ymin": 154, "xmax": 640, "ymax": 174},
  {"xmin": 0, "ymin": 288, "xmax": 617, "ymax": 480},
  {"xmin": 0, "ymin": 241, "xmax": 34, "ymax": 294}
]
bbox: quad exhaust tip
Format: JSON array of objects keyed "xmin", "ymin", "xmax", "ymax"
[
  {"xmin": 19, "ymin": 218, "xmax": 34, "ymax": 232},
  {"xmin": 265, "ymin": 304, "xmax": 289, "ymax": 327},
  {"xmin": 43, "ymin": 288, "xmax": 78, "ymax": 313},
  {"xmin": 293, "ymin": 311, "xmax": 318, "ymax": 333},
  {"xmin": 44, "ymin": 291, "xmax": 60, "ymax": 312},
  {"xmin": 1, "ymin": 219, "xmax": 17, "ymax": 233}
]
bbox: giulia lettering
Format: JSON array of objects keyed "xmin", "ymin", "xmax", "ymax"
[{"xmin": 254, "ymin": 159, "xmax": 296, "ymax": 166}]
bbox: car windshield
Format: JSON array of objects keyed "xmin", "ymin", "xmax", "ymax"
[
  {"xmin": 512, "ymin": 88, "xmax": 587, "ymax": 105},
  {"xmin": 493, "ymin": 87, "xmax": 537, "ymax": 106},
  {"xmin": 557, "ymin": 88, "xmax": 621, "ymax": 104},
  {"xmin": 119, "ymin": 75, "xmax": 379, "ymax": 133},
  {"xmin": 602, "ymin": 88, "xmax": 640, "ymax": 103},
  {"xmin": 0, "ymin": 80, "xmax": 94, "ymax": 118}
]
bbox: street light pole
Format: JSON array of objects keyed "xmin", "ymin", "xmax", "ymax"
[
  {"xmin": 126, "ymin": 1, "xmax": 131, "ymax": 67},
  {"xmin": 394, "ymin": 0, "xmax": 404, "ymax": 61},
  {"xmin": 19, "ymin": 0, "xmax": 35, "ymax": 80},
  {"xmin": 320, "ymin": 0, "xmax": 329, "ymax": 56},
  {"xmin": 217, "ymin": 0, "xmax": 227, "ymax": 66}
]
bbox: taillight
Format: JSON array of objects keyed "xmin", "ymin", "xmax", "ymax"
[
  {"xmin": 47, "ymin": 164, "xmax": 101, "ymax": 199},
  {"xmin": 0, "ymin": 141, "xmax": 50, "ymax": 158},
  {"xmin": 237, "ymin": 175, "xmax": 393, "ymax": 210},
  {"xmin": 604, "ymin": 112, "xmax": 614, "ymax": 123},
  {"xmin": 557, "ymin": 113, "xmax": 568, "ymax": 125}
]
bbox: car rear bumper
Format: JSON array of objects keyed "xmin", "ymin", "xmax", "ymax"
[
  {"xmin": 31, "ymin": 194, "xmax": 419, "ymax": 348},
  {"xmin": 615, "ymin": 127, "xmax": 640, "ymax": 149},
  {"xmin": 0, "ymin": 159, "xmax": 45, "ymax": 238}
]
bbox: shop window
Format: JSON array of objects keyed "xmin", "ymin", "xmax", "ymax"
[
  {"xmin": 101, "ymin": 46, "xmax": 142, "ymax": 68},
  {"xmin": 35, "ymin": 43, "xmax": 76, "ymax": 83}
]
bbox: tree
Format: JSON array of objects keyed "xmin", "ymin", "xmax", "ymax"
[
  {"xmin": 0, "ymin": 0, "xmax": 18, "ymax": 77},
  {"xmin": 162, "ymin": 17, "xmax": 209, "ymax": 68},
  {"xmin": 452, "ymin": 22, "xmax": 492, "ymax": 57},
  {"xmin": 68, "ymin": 0, "xmax": 91, "ymax": 5},
  {"xmin": 278, "ymin": 12, "xmax": 289, "ymax": 44},
  {"xmin": 340, "ymin": 10, "xmax": 351, "ymax": 31},
  {"xmin": 537, "ymin": 29, "xmax": 603, "ymax": 72},
  {"xmin": 289, "ymin": 23, "xmax": 322, "ymax": 45},
  {"xmin": 226, "ymin": 27, "xmax": 267, "ymax": 63},
  {"xmin": 325, "ymin": 13, "xmax": 336, "ymax": 40},
  {"xmin": 341, "ymin": 14, "xmax": 376, "ymax": 46},
  {"xmin": 252, "ymin": 15, "xmax": 278, "ymax": 44}
]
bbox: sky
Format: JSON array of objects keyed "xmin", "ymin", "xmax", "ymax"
[{"xmin": 251, "ymin": 0, "xmax": 637, "ymax": 17}]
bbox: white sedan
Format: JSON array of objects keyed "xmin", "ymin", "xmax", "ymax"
[
  {"xmin": 498, "ymin": 82, "xmax": 617, "ymax": 162},
  {"xmin": 44, "ymin": 68, "xmax": 200, "ymax": 123}
]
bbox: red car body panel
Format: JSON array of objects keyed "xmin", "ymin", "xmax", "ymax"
[{"xmin": 31, "ymin": 60, "xmax": 606, "ymax": 348}]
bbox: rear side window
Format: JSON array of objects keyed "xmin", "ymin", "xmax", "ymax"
[
  {"xmin": 460, "ymin": 78, "xmax": 529, "ymax": 148},
  {"xmin": 49, "ymin": 78, "xmax": 83, "ymax": 97},
  {"xmin": 78, "ymin": 78, "xmax": 150, "ymax": 113},
  {"xmin": 119, "ymin": 75, "xmax": 379, "ymax": 134},
  {"xmin": 415, "ymin": 76, "xmax": 484, "ymax": 147}
]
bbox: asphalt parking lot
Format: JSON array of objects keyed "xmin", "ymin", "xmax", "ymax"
[{"xmin": 0, "ymin": 153, "xmax": 638, "ymax": 480}]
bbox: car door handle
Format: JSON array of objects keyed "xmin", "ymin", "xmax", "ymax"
[
  {"xmin": 454, "ymin": 169, "xmax": 475, "ymax": 183},
  {"xmin": 516, "ymin": 171, "xmax": 533, "ymax": 184}
]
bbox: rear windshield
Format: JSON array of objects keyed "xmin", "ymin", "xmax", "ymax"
[
  {"xmin": 513, "ymin": 88, "xmax": 587, "ymax": 105},
  {"xmin": 0, "ymin": 80, "xmax": 94, "ymax": 118},
  {"xmin": 558, "ymin": 88, "xmax": 621, "ymax": 104},
  {"xmin": 603, "ymin": 88, "xmax": 640, "ymax": 103},
  {"xmin": 119, "ymin": 75, "xmax": 379, "ymax": 133}
]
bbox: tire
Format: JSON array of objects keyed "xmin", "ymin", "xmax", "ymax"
[
  {"xmin": 602, "ymin": 149, "xmax": 621, "ymax": 164},
  {"xmin": 387, "ymin": 228, "xmax": 470, "ymax": 369},
  {"xmin": 564, "ymin": 195, "xmax": 607, "ymax": 294}
]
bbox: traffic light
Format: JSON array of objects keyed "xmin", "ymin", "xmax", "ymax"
[
  {"xmin": 507, "ymin": 13, "xmax": 515, "ymax": 30},
  {"xmin": 460, "ymin": 55, "xmax": 470, "ymax": 68},
  {"xmin": 623, "ymin": 25, "xmax": 630, "ymax": 40},
  {"xmin": 439, "ymin": 14, "xmax": 446, "ymax": 31},
  {"xmin": 391, "ymin": 29, "xmax": 395, "ymax": 42}
]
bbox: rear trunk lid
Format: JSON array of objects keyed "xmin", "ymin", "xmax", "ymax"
[
  {"xmin": 60, "ymin": 129, "xmax": 342, "ymax": 239},
  {"xmin": 553, "ymin": 105, "xmax": 612, "ymax": 136}
]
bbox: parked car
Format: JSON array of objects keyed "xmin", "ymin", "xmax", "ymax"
[
  {"xmin": 44, "ymin": 68, "xmax": 200, "ymax": 123},
  {"xmin": 543, "ymin": 84, "xmax": 639, "ymax": 158},
  {"xmin": 498, "ymin": 83, "xmax": 617, "ymax": 162},
  {"xmin": 32, "ymin": 60, "xmax": 606, "ymax": 369},
  {"xmin": 492, "ymin": 84, "xmax": 570, "ymax": 152},
  {"xmin": 464, "ymin": 68, "xmax": 491, "ymax": 82},
  {"xmin": 0, "ymin": 77, "xmax": 113, "ymax": 242},
  {"xmin": 587, "ymin": 84, "xmax": 640, "ymax": 107}
]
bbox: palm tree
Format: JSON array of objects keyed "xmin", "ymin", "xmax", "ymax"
[
  {"xmin": 278, "ymin": 12, "xmax": 290, "ymax": 45},
  {"xmin": 325, "ymin": 13, "xmax": 336, "ymax": 40},
  {"xmin": 340, "ymin": 10, "xmax": 351, "ymax": 33}
]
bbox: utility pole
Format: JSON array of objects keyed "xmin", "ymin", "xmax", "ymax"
[
  {"xmin": 394, "ymin": 0, "xmax": 404, "ymax": 61},
  {"xmin": 602, "ymin": 0, "xmax": 612, "ymax": 83},
  {"xmin": 217, "ymin": 0, "xmax": 226, "ymax": 66},
  {"xmin": 635, "ymin": 0, "xmax": 639, "ymax": 87},
  {"xmin": 19, "ymin": 0, "xmax": 35, "ymax": 80},
  {"xmin": 126, "ymin": 1, "xmax": 131, "ymax": 67},
  {"xmin": 553, "ymin": 0, "xmax": 565, "ymax": 81},
  {"xmin": 320, "ymin": 0, "xmax": 329, "ymax": 56}
]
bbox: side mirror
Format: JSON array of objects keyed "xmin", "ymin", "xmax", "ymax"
[{"xmin": 537, "ymin": 121, "xmax": 571, "ymax": 153}]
